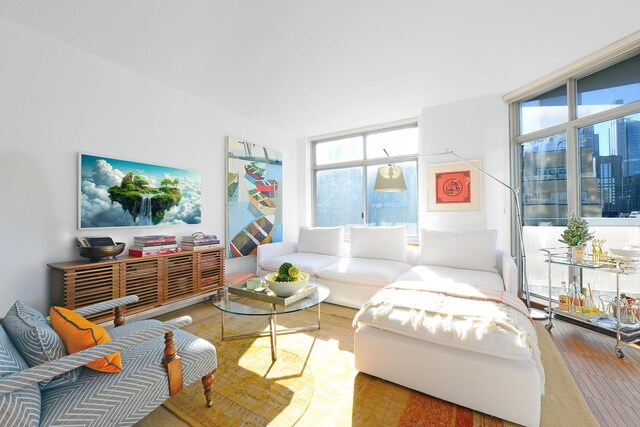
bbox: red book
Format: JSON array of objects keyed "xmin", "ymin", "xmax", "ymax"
[
  {"xmin": 133, "ymin": 235, "xmax": 176, "ymax": 244},
  {"xmin": 129, "ymin": 248, "xmax": 182, "ymax": 257}
]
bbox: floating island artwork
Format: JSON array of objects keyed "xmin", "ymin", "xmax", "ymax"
[{"xmin": 79, "ymin": 154, "xmax": 201, "ymax": 229}]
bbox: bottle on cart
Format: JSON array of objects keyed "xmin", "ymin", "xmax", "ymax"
[
  {"xmin": 569, "ymin": 276, "xmax": 582, "ymax": 314},
  {"xmin": 558, "ymin": 281, "xmax": 569, "ymax": 310}
]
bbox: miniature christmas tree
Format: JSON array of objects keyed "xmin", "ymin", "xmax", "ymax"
[{"xmin": 559, "ymin": 213, "xmax": 594, "ymax": 247}]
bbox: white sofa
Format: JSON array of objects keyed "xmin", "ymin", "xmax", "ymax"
[
  {"xmin": 256, "ymin": 226, "xmax": 541, "ymax": 426},
  {"xmin": 256, "ymin": 236, "xmax": 518, "ymax": 310}
]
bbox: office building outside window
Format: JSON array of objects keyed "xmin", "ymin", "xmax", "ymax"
[{"xmin": 312, "ymin": 124, "xmax": 418, "ymax": 237}]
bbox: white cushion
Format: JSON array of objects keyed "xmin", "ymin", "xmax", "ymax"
[
  {"xmin": 316, "ymin": 258, "xmax": 411, "ymax": 288},
  {"xmin": 297, "ymin": 226, "xmax": 344, "ymax": 256},
  {"xmin": 396, "ymin": 265, "xmax": 505, "ymax": 291},
  {"xmin": 259, "ymin": 253, "xmax": 340, "ymax": 275},
  {"xmin": 419, "ymin": 229, "xmax": 497, "ymax": 272},
  {"xmin": 350, "ymin": 226, "xmax": 407, "ymax": 263}
]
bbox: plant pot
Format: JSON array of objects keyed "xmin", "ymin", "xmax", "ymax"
[{"xmin": 570, "ymin": 245, "xmax": 585, "ymax": 263}]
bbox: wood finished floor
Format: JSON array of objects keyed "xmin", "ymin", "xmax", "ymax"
[{"xmin": 546, "ymin": 318, "xmax": 640, "ymax": 427}]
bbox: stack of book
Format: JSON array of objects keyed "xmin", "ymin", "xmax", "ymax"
[
  {"xmin": 129, "ymin": 235, "xmax": 180, "ymax": 257},
  {"xmin": 181, "ymin": 234, "xmax": 220, "ymax": 250}
]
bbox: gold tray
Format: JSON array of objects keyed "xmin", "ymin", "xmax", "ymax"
[{"xmin": 227, "ymin": 282, "xmax": 317, "ymax": 306}]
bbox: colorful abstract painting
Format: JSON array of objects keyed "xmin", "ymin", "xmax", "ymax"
[
  {"xmin": 226, "ymin": 137, "xmax": 283, "ymax": 259},
  {"xmin": 79, "ymin": 154, "xmax": 201, "ymax": 229}
]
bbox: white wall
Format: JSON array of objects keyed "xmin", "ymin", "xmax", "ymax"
[
  {"xmin": 0, "ymin": 17, "xmax": 298, "ymax": 314},
  {"xmin": 420, "ymin": 95, "xmax": 511, "ymax": 251}
]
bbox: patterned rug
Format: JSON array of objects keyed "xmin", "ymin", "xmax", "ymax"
[{"xmin": 138, "ymin": 301, "xmax": 597, "ymax": 427}]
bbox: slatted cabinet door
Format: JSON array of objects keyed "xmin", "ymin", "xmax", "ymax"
[
  {"xmin": 122, "ymin": 258, "xmax": 162, "ymax": 311},
  {"xmin": 63, "ymin": 264, "xmax": 118, "ymax": 322},
  {"xmin": 163, "ymin": 253, "xmax": 197, "ymax": 303},
  {"xmin": 198, "ymin": 249, "xmax": 224, "ymax": 292}
]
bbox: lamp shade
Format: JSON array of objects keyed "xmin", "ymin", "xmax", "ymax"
[{"xmin": 373, "ymin": 165, "xmax": 407, "ymax": 192}]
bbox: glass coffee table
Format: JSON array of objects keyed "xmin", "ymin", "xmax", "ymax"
[{"xmin": 212, "ymin": 283, "xmax": 330, "ymax": 361}]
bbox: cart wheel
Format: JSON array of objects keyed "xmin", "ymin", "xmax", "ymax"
[
  {"xmin": 544, "ymin": 323, "xmax": 553, "ymax": 331},
  {"xmin": 616, "ymin": 348, "xmax": 625, "ymax": 359}
]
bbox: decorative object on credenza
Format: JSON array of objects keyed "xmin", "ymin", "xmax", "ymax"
[
  {"xmin": 226, "ymin": 137, "xmax": 283, "ymax": 259},
  {"xmin": 76, "ymin": 236, "xmax": 125, "ymax": 262},
  {"xmin": 78, "ymin": 153, "xmax": 202, "ymax": 229},
  {"xmin": 559, "ymin": 213, "xmax": 594, "ymax": 262}
]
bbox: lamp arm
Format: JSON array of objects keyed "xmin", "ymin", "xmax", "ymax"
[{"xmin": 444, "ymin": 149, "xmax": 531, "ymax": 309}]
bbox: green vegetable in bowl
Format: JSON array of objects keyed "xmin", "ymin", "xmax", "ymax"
[
  {"xmin": 278, "ymin": 262, "xmax": 293, "ymax": 276},
  {"xmin": 288, "ymin": 266, "xmax": 300, "ymax": 279},
  {"xmin": 275, "ymin": 274, "xmax": 293, "ymax": 282}
]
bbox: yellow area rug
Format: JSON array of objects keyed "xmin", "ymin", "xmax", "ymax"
[{"xmin": 137, "ymin": 301, "xmax": 597, "ymax": 426}]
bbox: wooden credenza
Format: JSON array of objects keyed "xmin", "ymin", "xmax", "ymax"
[{"xmin": 48, "ymin": 247, "xmax": 225, "ymax": 321}]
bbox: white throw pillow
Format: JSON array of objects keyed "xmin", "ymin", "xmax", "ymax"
[
  {"xmin": 419, "ymin": 229, "xmax": 497, "ymax": 272},
  {"xmin": 297, "ymin": 226, "xmax": 344, "ymax": 256},
  {"xmin": 349, "ymin": 226, "xmax": 407, "ymax": 263}
]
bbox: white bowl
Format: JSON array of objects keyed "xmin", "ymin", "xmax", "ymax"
[
  {"xmin": 610, "ymin": 246, "xmax": 640, "ymax": 259},
  {"xmin": 265, "ymin": 272, "xmax": 309, "ymax": 297}
]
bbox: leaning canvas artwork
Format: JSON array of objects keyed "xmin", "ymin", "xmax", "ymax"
[
  {"xmin": 79, "ymin": 153, "xmax": 202, "ymax": 229},
  {"xmin": 226, "ymin": 136, "xmax": 283, "ymax": 258}
]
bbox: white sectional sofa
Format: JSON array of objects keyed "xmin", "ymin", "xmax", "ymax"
[
  {"xmin": 256, "ymin": 226, "xmax": 518, "ymax": 309},
  {"xmin": 256, "ymin": 226, "xmax": 542, "ymax": 426}
]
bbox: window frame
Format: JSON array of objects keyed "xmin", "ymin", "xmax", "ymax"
[
  {"xmin": 509, "ymin": 46, "xmax": 640, "ymax": 298},
  {"xmin": 311, "ymin": 122, "xmax": 419, "ymax": 238}
]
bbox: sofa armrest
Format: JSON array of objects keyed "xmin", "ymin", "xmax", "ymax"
[
  {"xmin": 73, "ymin": 295, "xmax": 140, "ymax": 317},
  {"xmin": 256, "ymin": 241, "xmax": 298, "ymax": 268},
  {"xmin": 0, "ymin": 316, "xmax": 192, "ymax": 395},
  {"xmin": 497, "ymin": 250, "xmax": 518, "ymax": 296}
]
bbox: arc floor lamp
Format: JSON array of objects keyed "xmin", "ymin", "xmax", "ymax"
[{"xmin": 374, "ymin": 148, "xmax": 547, "ymax": 320}]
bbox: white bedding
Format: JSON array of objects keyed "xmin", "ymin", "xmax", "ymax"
[{"xmin": 354, "ymin": 280, "xmax": 544, "ymax": 389}]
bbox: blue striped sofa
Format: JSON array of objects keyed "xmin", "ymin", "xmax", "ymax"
[{"xmin": 0, "ymin": 296, "xmax": 217, "ymax": 426}]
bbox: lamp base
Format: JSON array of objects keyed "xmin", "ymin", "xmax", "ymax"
[{"xmin": 529, "ymin": 307, "xmax": 548, "ymax": 320}]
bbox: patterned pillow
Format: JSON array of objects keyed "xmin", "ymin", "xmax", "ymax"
[
  {"xmin": 0, "ymin": 326, "xmax": 40, "ymax": 427},
  {"xmin": 2, "ymin": 301, "xmax": 80, "ymax": 389}
]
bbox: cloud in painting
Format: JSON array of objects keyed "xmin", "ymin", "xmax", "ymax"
[{"xmin": 163, "ymin": 176, "xmax": 201, "ymax": 224}]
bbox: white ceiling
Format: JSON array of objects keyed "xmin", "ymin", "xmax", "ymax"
[{"xmin": 1, "ymin": 1, "xmax": 639, "ymax": 137}]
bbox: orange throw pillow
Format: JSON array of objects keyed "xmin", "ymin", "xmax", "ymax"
[{"xmin": 50, "ymin": 306, "xmax": 122, "ymax": 373}]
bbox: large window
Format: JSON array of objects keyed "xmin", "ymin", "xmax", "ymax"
[
  {"xmin": 512, "ymin": 51, "xmax": 640, "ymax": 300},
  {"xmin": 313, "ymin": 124, "xmax": 418, "ymax": 236}
]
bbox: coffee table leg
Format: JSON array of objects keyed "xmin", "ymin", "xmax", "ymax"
[
  {"xmin": 317, "ymin": 303, "xmax": 321, "ymax": 328},
  {"xmin": 270, "ymin": 312, "xmax": 277, "ymax": 361},
  {"xmin": 221, "ymin": 310, "xmax": 225, "ymax": 340}
]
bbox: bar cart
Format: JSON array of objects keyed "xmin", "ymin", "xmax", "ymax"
[{"xmin": 541, "ymin": 247, "xmax": 640, "ymax": 358}]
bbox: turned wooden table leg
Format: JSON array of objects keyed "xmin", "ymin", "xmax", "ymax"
[
  {"xmin": 202, "ymin": 370, "xmax": 216, "ymax": 408},
  {"xmin": 163, "ymin": 331, "xmax": 183, "ymax": 396},
  {"xmin": 114, "ymin": 306, "xmax": 125, "ymax": 327}
]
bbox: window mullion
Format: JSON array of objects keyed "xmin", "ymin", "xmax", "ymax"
[
  {"xmin": 566, "ymin": 78, "xmax": 580, "ymax": 217},
  {"xmin": 362, "ymin": 135, "xmax": 368, "ymax": 225}
]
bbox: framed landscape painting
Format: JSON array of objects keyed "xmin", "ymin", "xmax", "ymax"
[
  {"xmin": 426, "ymin": 160, "xmax": 482, "ymax": 212},
  {"xmin": 226, "ymin": 136, "xmax": 283, "ymax": 259},
  {"xmin": 79, "ymin": 153, "xmax": 202, "ymax": 229}
]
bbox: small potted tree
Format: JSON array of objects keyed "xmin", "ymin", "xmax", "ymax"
[{"xmin": 559, "ymin": 213, "xmax": 594, "ymax": 262}]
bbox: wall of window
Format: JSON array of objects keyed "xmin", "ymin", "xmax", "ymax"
[
  {"xmin": 510, "ymin": 48, "xmax": 640, "ymax": 300},
  {"xmin": 312, "ymin": 123, "xmax": 418, "ymax": 236}
]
